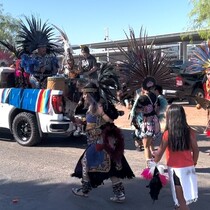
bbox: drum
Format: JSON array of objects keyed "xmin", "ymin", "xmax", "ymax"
[{"xmin": 47, "ymin": 76, "xmax": 66, "ymax": 94}]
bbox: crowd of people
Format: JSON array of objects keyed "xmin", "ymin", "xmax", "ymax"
[
  {"xmin": 69, "ymin": 78, "xmax": 199, "ymax": 209},
  {"xmin": 1, "ymin": 16, "xmax": 209, "ymax": 209},
  {"xmin": 69, "ymin": 29, "xmax": 201, "ymax": 210}
]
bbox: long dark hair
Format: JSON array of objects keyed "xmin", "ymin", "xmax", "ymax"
[
  {"xmin": 85, "ymin": 93, "xmax": 99, "ymax": 114},
  {"xmin": 83, "ymin": 82, "xmax": 100, "ymax": 114},
  {"xmin": 83, "ymin": 82, "xmax": 119, "ymax": 120},
  {"xmin": 165, "ymin": 104, "xmax": 190, "ymax": 151}
]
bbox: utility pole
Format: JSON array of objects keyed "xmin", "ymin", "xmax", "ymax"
[{"xmin": 104, "ymin": 27, "xmax": 109, "ymax": 62}]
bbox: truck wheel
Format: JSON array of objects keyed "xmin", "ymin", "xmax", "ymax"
[
  {"xmin": 12, "ymin": 112, "xmax": 41, "ymax": 146},
  {"xmin": 189, "ymin": 88, "xmax": 205, "ymax": 105}
]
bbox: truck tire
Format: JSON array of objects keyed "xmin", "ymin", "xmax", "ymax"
[
  {"xmin": 188, "ymin": 88, "xmax": 205, "ymax": 105},
  {"xmin": 12, "ymin": 112, "xmax": 41, "ymax": 146}
]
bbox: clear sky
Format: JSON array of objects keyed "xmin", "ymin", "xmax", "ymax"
[{"xmin": 1, "ymin": 0, "xmax": 193, "ymax": 46}]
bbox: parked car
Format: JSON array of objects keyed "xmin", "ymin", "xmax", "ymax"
[
  {"xmin": 0, "ymin": 67, "xmax": 76, "ymax": 146},
  {"xmin": 175, "ymin": 72, "xmax": 204, "ymax": 103},
  {"xmin": 163, "ymin": 60, "xmax": 204, "ymax": 104},
  {"xmin": 168, "ymin": 59, "xmax": 184, "ymax": 74},
  {"xmin": 163, "ymin": 72, "xmax": 204, "ymax": 104}
]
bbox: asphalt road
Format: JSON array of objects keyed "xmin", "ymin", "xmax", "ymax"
[{"xmin": 0, "ymin": 122, "xmax": 209, "ymax": 210}]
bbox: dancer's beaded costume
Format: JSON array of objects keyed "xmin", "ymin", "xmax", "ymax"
[{"xmin": 72, "ymin": 107, "xmax": 134, "ymax": 191}]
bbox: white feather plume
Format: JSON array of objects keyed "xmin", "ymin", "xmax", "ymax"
[{"xmin": 53, "ymin": 24, "xmax": 73, "ymax": 55}]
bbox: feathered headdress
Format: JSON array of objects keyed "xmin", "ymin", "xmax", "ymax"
[
  {"xmin": 53, "ymin": 25, "xmax": 73, "ymax": 54},
  {"xmin": 0, "ymin": 40, "xmax": 25, "ymax": 59},
  {"xmin": 16, "ymin": 15, "xmax": 59, "ymax": 54},
  {"xmin": 53, "ymin": 24, "xmax": 74, "ymax": 66},
  {"xmin": 187, "ymin": 40, "xmax": 210, "ymax": 74},
  {"xmin": 82, "ymin": 63, "xmax": 120, "ymax": 102},
  {"xmin": 98, "ymin": 62, "xmax": 120, "ymax": 103},
  {"xmin": 82, "ymin": 63, "xmax": 121, "ymax": 120},
  {"xmin": 116, "ymin": 27, "xmax": 174, "ymax": 95}
]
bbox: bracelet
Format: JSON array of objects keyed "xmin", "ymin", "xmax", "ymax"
[{"xmin": 101, "ymin": 112, "xmax": 105, "ymax": 117}]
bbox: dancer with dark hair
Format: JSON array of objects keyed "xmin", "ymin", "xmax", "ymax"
[
  {"xmin": 117, "ymin": 28, "xmax": 174, "ymax": 166},
  {"xmin": 133, "ymin": 80, "xmax": 160, "ymax": 165},
  {"xmin": 18, "ymin": 15, "xmax": 60, "ymax": 89},
  {"xmin": 71, "ymin": 82, "xmax": 134, "ymax": 203},
  {"xmin": 154, "ymin": 104, "xmax": 199, "ymax": 210}
]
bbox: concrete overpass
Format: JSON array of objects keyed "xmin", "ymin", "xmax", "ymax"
[{"xmin": 73, "ymin": 30, "xmax": 205, "ymax": 63}]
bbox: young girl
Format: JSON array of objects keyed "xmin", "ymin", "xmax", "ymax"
[
  {"xmin": 154, "ymin": 104, "xmax": 199, "ymax": 210},
  {"xmin": 133, "ymin": 77, "xmax": 161, "ymax": 166}
]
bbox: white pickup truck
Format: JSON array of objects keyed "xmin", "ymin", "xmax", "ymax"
[{"xmin": 0, "ymin": 68, "xmax": 75, "ymax": 146}]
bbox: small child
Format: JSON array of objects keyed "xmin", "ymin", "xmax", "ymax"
[{"xmin": 154, "ymin": 104, "xmax": 199, "ymax": 209}]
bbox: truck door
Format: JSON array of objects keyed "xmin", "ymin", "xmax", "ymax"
[{"xmin": 0, "ymin": 103, "xmax": 12, "ymax": 129}]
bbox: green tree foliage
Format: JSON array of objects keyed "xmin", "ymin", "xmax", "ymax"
[
  {"xmin": 188, "ymin": 0, "xmax": 210, "ymax": 39},
  {"xmin": 0, "ymin": 4, "xmax": 19, "ymax": 45}
]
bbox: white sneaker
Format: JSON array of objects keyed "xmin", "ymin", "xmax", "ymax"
[
  {"xmin": 110, "ymin": 193, "xmax": 125, "ymax": 203},
  {"xmin": 72, "ymin": 188, "xmax": 88, "ymax": 197},
  {"xmin": 73, "ymin": 130, "xmax": 81, "ymax": 136}
]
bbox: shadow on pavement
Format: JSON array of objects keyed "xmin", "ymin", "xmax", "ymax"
[
  {"xmin": 0, "ymin": 128, "xmax": 15, "ymax": 143},
  {"xmin": 37, "ymin": 128, "xmax": 136, "ymax": 150},
  {"xmin": 0, "ymin": 176, "xmax": 208, "ymax": 210},
  {"xmin": 40, "ymin": 134, "xmax": 88, "ymax": 149},
  {"xmin": 196, "ymin": 167, "xmax": 210, "ymax": 173}
]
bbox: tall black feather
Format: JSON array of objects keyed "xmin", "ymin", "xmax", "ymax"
[
  {"xmin": 98, "ymin": 62, "xmax": 120, "ymax": 103},
  {"xmin": 116, "ymin": 27, "xmax": 175, "ymax": 95}
]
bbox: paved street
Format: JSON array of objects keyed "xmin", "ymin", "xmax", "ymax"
[{"xmin": 0, "ymin": 104, "xmax": 209, "ymax": 210}]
